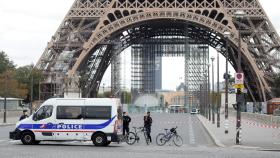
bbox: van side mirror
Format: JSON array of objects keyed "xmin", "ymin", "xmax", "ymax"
[{"xmin": 32, "ymin": 114, "xmax": 38, "ymax": 121}]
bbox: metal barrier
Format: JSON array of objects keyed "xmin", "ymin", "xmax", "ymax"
[{"xmin": 229, "ymin": 110, "xmax": 280, "ymax": 126}]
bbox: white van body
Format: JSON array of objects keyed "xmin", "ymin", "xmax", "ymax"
[{"xmin": 10, "ymin": 98, "xmax": 123, "ymax": 146}]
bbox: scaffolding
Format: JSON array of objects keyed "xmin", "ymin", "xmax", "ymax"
[
  {"xmin": 185, "ymin": 45, "xmax": 209, "ymax": 112},
  {"xmin": 128, "ymin": 35, "xmax": 209, "ymax": 108}
]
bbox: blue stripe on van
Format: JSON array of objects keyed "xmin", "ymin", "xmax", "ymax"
[{"xmin": 17, "ymin": 115, "xmax": 116, "ymax": 130}]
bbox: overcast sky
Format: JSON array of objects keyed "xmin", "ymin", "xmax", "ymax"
[{"xmin": 0, "ymin": 0, "xmax": 279, "ymax": 90}]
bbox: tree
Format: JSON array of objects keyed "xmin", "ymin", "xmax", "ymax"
[
  {"xmin": 14, "ymin": 65, "xmax": 43, "ymax": 101},
  {"xmin": 273, "ymin": 73, "xmax": 280, "ymax": 97},
  {"xmin": 0, "ymin": 51, "xmax": 15, "ymax": 74},
  {"xmin": 0, "ymin": 70, "xmax": 28, "ymax": 98}
]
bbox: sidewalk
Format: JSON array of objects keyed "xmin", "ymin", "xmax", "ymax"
[
  {"xmin": 0, "ymin": 117, "xmax": 18, "ymax": 126},
  {"xmin": 197, "ymin": 113, "xmax": 280, "ymax": 150}
]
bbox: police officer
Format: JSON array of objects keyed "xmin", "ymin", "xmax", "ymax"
[
  {"xmin": 123, "ymin": 112, "xmax": 131, "ymax": 136},
  {"xmin": 144, "ymin": 111, "xmax": 152, "ymax": 143},
  {"xmin": 19, "ymin": 109, "xmax": 29, "ymax": 121}
]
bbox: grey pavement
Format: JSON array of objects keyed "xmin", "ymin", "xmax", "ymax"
[
  {"xmin": 0, "ymin": 117, "xmax": 18, "ymax": 126},
  {"xmin": 198, "ymin": 112, "xmax": 280, "ymax": 150},
  {"xmin": 0, "ymin": 110, "xmax": 22, "ymax": 126},
  {"xmin": 1, "ymin": 113, "xmax": 280, "ymax": 158}
]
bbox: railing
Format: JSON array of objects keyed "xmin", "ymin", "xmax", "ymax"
[{"xmin": 229, "ymin": 110, "xmax": 280, "ymax": 126}]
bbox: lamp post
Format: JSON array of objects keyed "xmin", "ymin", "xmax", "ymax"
[
  {"xmin": 234, "ymin": 10, "xmax": 246, "ymax": 145},
  {"xmin": 204, "ymin": 73, "xmax": 207, "ymax": 118},
  {"xmin": 224, "ymin": 31, "xmax": 231, "ymax": 134},
  {"xmin": 208, "ymin": 64, "xmax": 211, "ymax": 121},
  {"xmin": 3, "ymin": 72, "xmax": 8, "ymax": 123},
  {"xmin": 30, "ymin": 64, "xmax": 34, "ymax": 115},
  {"xmin": 216, "ymin": 48, "xmax": 220, "ymax": 128},
  {"xmin": 103, "ymin": 83, "xmax": 106, "ymax": 96},
  {"xmin": 211, "ymin": 56, "xmax": 215, "ymax": 124}
]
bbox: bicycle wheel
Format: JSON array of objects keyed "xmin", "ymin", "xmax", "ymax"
[
  {"xmin": 173, "ymin": 135, "xmax": 183, "ymax": 147},
  {"xmin": 126, "ymin": 132, "xmax": 137, "ymax": 145},
  {"xmin": 156, "ymin": 133, "xmax": 167, "ymax": 146}
]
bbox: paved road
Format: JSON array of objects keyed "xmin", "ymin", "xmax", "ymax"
[
  {"xmin": 0, "ymin": 113, "xmax": 280, "ymax": 158},
  {"xmin": 129, "ymin": 113, "xmax": 214, "ymax": 146}
]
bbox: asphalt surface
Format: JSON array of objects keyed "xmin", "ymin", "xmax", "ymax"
[{"xmin": 0, "ymin": 113, "xmax": 280, "ymax": 158}]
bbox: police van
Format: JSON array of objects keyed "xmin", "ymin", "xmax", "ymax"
[{"xmin": 9, "ymin": 98, "xmax": 123, "ymax": 146}]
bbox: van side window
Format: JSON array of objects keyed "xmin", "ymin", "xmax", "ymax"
[
  {"xmin": 85, "ymin": 106, "xmax": 111, "ymax": 120},
  {"xmin": 57, "ymin": 106, "xmax": 83, "ymax": 119},
  {"xmin": 34, "ymin": 106, "xmax": 53, "ymax": 121}
]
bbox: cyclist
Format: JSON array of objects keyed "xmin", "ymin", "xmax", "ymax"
[
  {"xmin": 123, "ymin": 112, "xmax": 131, "ymax": 136},
  {"xmin": 144, "ymin": 111, "xmax": 153, "ymax": 143}
]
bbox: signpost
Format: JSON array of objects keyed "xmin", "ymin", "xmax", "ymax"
[
  {"xmin": 234, "ymin": 73, "xmax": 244, "ymax": 145},
  {"xmin": 235, "ymin": 73, "xmax": 244, "ymax": 85}
]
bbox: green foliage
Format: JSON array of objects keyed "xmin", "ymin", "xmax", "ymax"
[
  {"xmin": 15, "ymin": 65, "xmax": 43, "ymax": 100},
  {"xmin": 0, "ymin": 51, "xmax": 15, "ymax": 73},
  {"xmin": 0, "ymin": 71, "xmax": 28, "ymax": 98},
  {"xmin": 97, "ymin": 91, "xmax": 132, "ymax": 104},
  {"xmin": 229, "ymin": 77, "xmax": 235, "ymax": 84},
  {"xmin": 273, "ymin": 73, "xmax": 280, "ymax": 97},
  {"xmin": 98, "ymin": 91, "xmax": 113, "ymax": 98},
  {"xmin": 121, "ymin": 91, "xmax": 131, "ymax": 104},
  {"xmin": 0, "ymin": 52, "xmax": 42, "ymax": 100}
]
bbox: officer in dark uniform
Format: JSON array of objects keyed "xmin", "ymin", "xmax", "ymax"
[
  {"xmin": 144, "ymin": 111, "xmax": 152, "ymax": 143},
  {"xmin": 123, "ymin": 112, "xmax": 131, "ymax": 136},
  {"xmin": 19, "ymin": 110, "xmax": 29, "ymax": 121}
]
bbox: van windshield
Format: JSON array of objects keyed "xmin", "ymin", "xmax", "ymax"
[{"xmin": 33, "ymin": 105, "xmax": 53, "ymax": 121}]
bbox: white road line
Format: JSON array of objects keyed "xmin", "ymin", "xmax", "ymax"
[
  {"xmin": 9, "ymin": 140, "xmax": 20, "ymax": 143},
  {"xmin": 69, "ymin": 141, "xmax": 79, "ymax": 144},
  {"xmin": 188, "ymin": 116, "xmax": 196, "ymax": 145}
]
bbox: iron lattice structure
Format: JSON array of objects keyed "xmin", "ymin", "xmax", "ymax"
[
  {"xmin": 36, "ymin": 0, "xmax": 280, "ymax": 102},
  {"xmin": 185, "ymin": 44, "xmax": 209, "ymax": 110}
]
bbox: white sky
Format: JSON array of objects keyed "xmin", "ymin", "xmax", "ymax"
[{"xmin": 0, "ymin": 0, "xmax": 279, "ymax": 90}]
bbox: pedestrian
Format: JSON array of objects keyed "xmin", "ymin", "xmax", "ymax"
[
  {"xmin": 19, "ymin": 109, "xmax": 29, "ymax": 121},
  {"xmin": 123, "ymin": 112, "xmax": 131, "ymax": 136},
  {"xmin": 144, "ymin": 111, "xmax": 152, "ymax": 143}
]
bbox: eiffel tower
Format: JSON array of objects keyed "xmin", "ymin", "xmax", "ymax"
[{"xmin": 36, "ymin": 0, "xmax": 280, "ymax": 102}]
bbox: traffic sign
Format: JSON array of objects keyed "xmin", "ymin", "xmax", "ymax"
[
  {"xmin": 233, "ymin": 84, "xmax": 244, "ymax": 89},
  {"xmin": 235, "ymin": 73, "xmax": 244, "ymax": 84}
]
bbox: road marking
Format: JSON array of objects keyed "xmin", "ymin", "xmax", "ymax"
[
  {"xmin": 188, "ymin": 116, "xmax": 196, "ymax": 145},
  {"xmin": 9, "ymin": 140, "xmax": 20, "ymax": 143},
  {"xmin": 69, "ymin": 141, "xmax": 79, "ymax": 144}
]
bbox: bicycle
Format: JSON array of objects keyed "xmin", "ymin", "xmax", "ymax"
[
  {"xmin": 156, "ymin": 126, "xmax": 183, "ymax": 147},
  {"xmin": 126, "ymin": 127, "xmax": 151, "ymax": 145}
]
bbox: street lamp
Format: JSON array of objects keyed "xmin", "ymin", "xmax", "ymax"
[
  {"xmin": 211, "ymin": 56, "xmax": 215, "ymax": 124},
  {"xmin": 216, "ymin": 48, "xmax": 221, "ymax": 128},
  {"xmin": 3, "ymin": 72, "xmax": 8, "ymax": 123},
  {"xmin": 234, "ymin": 10, "xmax": 246, "ymax": 145},
  {"xmin": 203, "ymin": 73, "xmax": 208, "ymax": 118},
  {"xmin": 224, "ymin": 31, "xmax": 231, "ymax": 134},
  {"xmin": 207, "ymin": 63, "xmax": 211, "ymax": 122},
  {"xmin": 103, "ymin": 83, "xmax": 106, "ymax": 95},
  {"xmin": 30, "ymin": 64, "xmax": 34, "ymax": 115}
]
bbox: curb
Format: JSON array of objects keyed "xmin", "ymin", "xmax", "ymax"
[
  {"xmin": 197, "ymin": 115, "xmax": 226, "ymax": 148},
  {"xmin": 0, "ymin": 123, "xmax": 15, "ymax": 127}
]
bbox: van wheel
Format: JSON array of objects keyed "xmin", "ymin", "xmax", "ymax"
[
  {"xmin": 92, "ymin": 133, "xmax": 106, "ymax": 146},
  {"xmin": 21, "ymin": 132, "xmax": 35, "ymax": 145}
]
